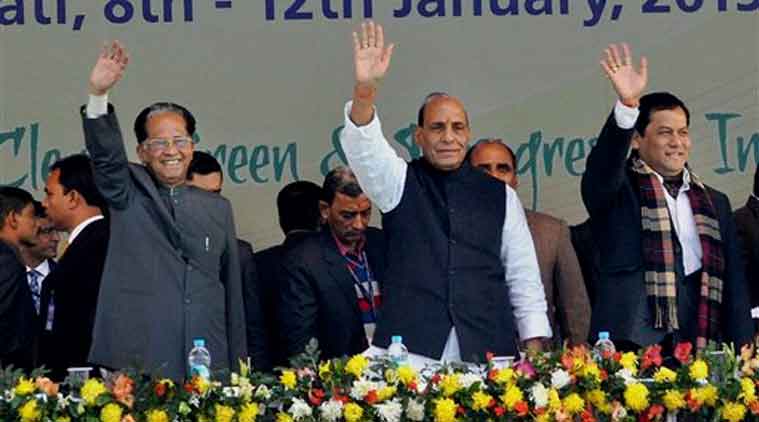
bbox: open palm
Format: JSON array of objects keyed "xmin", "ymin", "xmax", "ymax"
[
  {"xmin": 353, "ymin": 21, "xmax": 394, "ymax": 85},
  {"xmin": 89, "ymin": 41, "xmax": 129, "ymax": 95},
  {"xmin": 600, "ymin": 43, "xmax": 647, "ymax": 104}
]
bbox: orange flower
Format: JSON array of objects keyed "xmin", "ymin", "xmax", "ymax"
[
  {"xmin": 35, "ymin": 377, "xmax": 59, "ymax": 396},
  {"xmin": 364, "ymin": 390, "xmax": 378, "ymax": 405},
  {"xmin": 750, "ymin": 400, "xmax": 759, "ymax": 415},
  {"xmin": 494, "ymin": 406, "xmax": 505, "ymax": 416},
  {"xmin": 113, "ymin": 374, "xmax": 135, "ymax": 408},
  {"xmin": 641, "ymin": 345, "xmax": 663, "ymax": 370},
  {"xmin": 674, "ymin": 343, "xmax": 693, "ymax": 365},
  {"xmin": 154, "ymin": 382, "xmax": 167, "ymax": 398},
  {"xmin": 581, "ymin": 408, "xmax": 596, "ymax": 422},
  {"xmin": 514, "ymin": 401, "xmax": 529, "ymax": 416}
]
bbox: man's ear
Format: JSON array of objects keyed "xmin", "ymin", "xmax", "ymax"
[
  {"xmin": 136, "ymin": 144, "xmax": 149, "ymax": 164},
  {"xmin": 414, "ymin": 126, "xmax": 423, "ymax": 147},
  {"xmin": 631, "ymin": 132, "xmax": 642, "ymax": 150},
  {"xmin": 319, "ymin": 200, "xmax": 330, "ymax": 222}
]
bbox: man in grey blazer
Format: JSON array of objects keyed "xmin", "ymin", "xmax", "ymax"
[{"xmin": 81, "ymin": 41, "xmax": 247, "ymax": 380}]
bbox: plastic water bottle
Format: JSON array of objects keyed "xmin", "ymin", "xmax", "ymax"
[
  {"xmin": 593, "ymin": 331, "xmax": 616, "ymax": 361},
  {"xmin": 387, "ymin": 335, "xmax": 409, "ymax": 367},
  {"xmin": 188, "ymin": 338, "xmax": 211, "ymax": 379}
]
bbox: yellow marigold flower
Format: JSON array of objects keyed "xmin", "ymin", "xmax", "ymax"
[
  {"xmin": 239, "ymin": 402, "xmax": 260, "ymax": 422},
  {"xmin": 397, "ymin": 365, "xmax": 417, "ymax": 386},
  {"xmin": 653, "ymin": 367, "xmax": 677, "ymax": 383},
  {"xmin": 722, "ymin": 401, "xmax": 747, "ymax": 422},
  {"xmin": 344, "ymin": 402, "xmax": 364, "ymax": 422},
  {"xmin": 345, "ymin": 355, "xmax": 369, "ymax": 378},
  {"xmin": 276, "ymin": 412, "xmax": 293, "ymax": 422},
  {"xmin": 15, "ymin": 377, "xmax": 36, "ymax": 396},
  {"xmin": 620, "ymin": 352, "xmax": 639, "ymax": 375},
  {"xmin": 434, "ymin": 398, "xmax": 458, "ymax": 422},
  {"xmin": 81, "ymin": 379, "xmax": 108, "ymax": 406},
  {"xmin": 580, "ymin": 364, "xmax": 601, "ymax": 382},
  {"xmin": 378, "ymin": 386, "xmax": 397, "ymax": 401},
  {"xmin": 280, "ymin": 370, "xmax": 297, "ymax": 390},
  {"xmin": 494, "ymin": 368, "xmax": 515, "ymax": 385},
  {"xmin": 215, "ymin": 404, "xmax": 235, "ymax": 422},
  {"xmin": 194, "ymin": 376, "xmax": 210, "ymax": 395},
  {"xmin": 741, "ymin": 377, "xmax": 757, "ymax": 404},
  {"xmin": 146, "ymin": 409, "xmax": 169, "ymax": 422},
  {"xmin": 319, "ymin": 361, "xmax": 331, "ymax": 379},
  {"xmin": 501, "ymin": 384, "xmax": 524, "ymax": 410},
  {"xmin": 472, "ymin": 391, "xmax": 493, "ymax": 411},
  {"xmin": 440, "ymin": 374, "xmax": 461, "ymax": 397},
  {"xmin": 689, "ymin": 359, "xmax": 709, "ymax": 381},
  {"xmin": 623, "ymin": 383, "xmax": 650, "ymax": 412},
  {"xmin": 536, "ymin": 414, "xmax": 551, "ymax": 422},
  {"xmin": 548, "ymin": 389, "xmax": 561, "ymax": 411},
  {"xmin": 586, "ymin": 389, "xmax": 607, "ymax": 408},
  {"xmin": 563, "ymin": 393, "xmax": 585, "ymax": 415},
  {"xmin": 100, "ymin": 403, "xmax": 123, "ymax": 422},
  {"xmin": 701, "ymin": 385, "xmax": 718, "ymax": 406},
  {"xmin": 662, "ymin": 390, "xmax": 686, "ymax": 411},
  {"xmin": 18, "ymin": 399, "xmax": 40, "ymax": 422}
]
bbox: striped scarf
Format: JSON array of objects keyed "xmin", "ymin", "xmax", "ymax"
[{"xmin": 631, "ymin": 156, "xmax": 724, "ymax": 350}]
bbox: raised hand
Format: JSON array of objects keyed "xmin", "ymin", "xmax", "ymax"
[
  {"xmin": 89, "ymin": 41, "xmax": 129, "ymax": 96},
  {"xmin": 353, "ymin": 21, "xmax": 395, "ymax": 87},
  {"xmin": 600, "ymin": 43, "xmax": 647, "ymax": 108}
]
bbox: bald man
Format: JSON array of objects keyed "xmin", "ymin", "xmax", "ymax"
[{"xmin": 470, "ymin": 140, "xmax": 590, "ymax": 346}]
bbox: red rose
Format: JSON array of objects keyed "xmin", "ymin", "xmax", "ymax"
[
  {"xmin": 613, "ymin": 352, "xmax": 622, "ymax": 362},
  {"xmin": 487, "ymin": 369, "xmax": 498, "ymax": 381},
  {"xmin": 494, "ymin": 406, "xmax": 505, "ymax": 417},
  {"xmin": 674, "ymin": 342, "xmax": 693, "ymax": 365},
  {"xmin": 641, "ymin": 345, "xmax": 663, "ymax": 369},
  {"xmin": 600, "ymin": 369, "xmax": 609, "ymax": 381},
  {"xmin": 581, "ymin": 408, "xmax": 596, "ymax": 422},
  {"xmin": 489, "ymin": 398, "xmax": 497, "ymax": 409},
  {"xmin": 364, "ymin": 390, "xmax": 378, "ymax": 405},
  {"xmin": 431, "ymin": 374, "xmax": 441, "ymax": 384},
  {"xmin": 514, "ymin": 401, "xmax": 529, "ymax": 416},
  {"xmin": 408, "ymin": 381, "xmax": 418, "ymax": 392},
  {"xmin": 154, "ymin": 383, "xmax": 166, "ymax": 398},
  {"xmin": 457, "ymin": 406, "xmax": 466, "ymax": 415},
  {"xmin": 309, "ymin": 388, "xmax": 325, "ymax": 406}
]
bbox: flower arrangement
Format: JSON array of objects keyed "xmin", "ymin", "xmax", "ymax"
[{"xmin": 2, "ymin": 340, "xmax": 759, "ymax": 422}]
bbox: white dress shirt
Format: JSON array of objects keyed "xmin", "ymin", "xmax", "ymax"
[
  {"xmin": 69, "ymin": 215, "xmax": 106, "ymax": 245},
  {"xmin": 614, "ymin": 101, "xmax": 702, "ymax": 276},
  {"xmin": 26, "ymin": 259, "xmax": 52, "ymax": 329},
  {"xmin": 340, "ymin": 101, "xmax": 551, "ymax": 363}
]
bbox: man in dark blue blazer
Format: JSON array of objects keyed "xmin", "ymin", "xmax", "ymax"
[{"xmin": 582, "ymin": 43, "xmax": 752, "ymax": 350}]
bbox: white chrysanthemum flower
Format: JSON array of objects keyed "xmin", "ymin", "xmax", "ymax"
[
  {"xmin": 289, "ymin": 398, "xmax": 314, "ymax": 420},
  {"xmin": 375, "ymin": 399, "xmax": 403, "ymax": 422},
  {"xmin": 406, "ymin": 399, "xmax": 426, "ymax": 421},
  {"xmin": 550, "ymin": 369, "xmax": 571, "ymax": 389},
  {"xmin": 319, "ymin": 399, "xmax": 344, "ymax": 422},
  {"xmin": 615, "ymin": 369, "xmax": 638, "ymax": 385},
  {"xmin": 530, "ymin": 383, "xmax": 549, "ymax": 408},
  {"xmin": 350, "ymin": 379, "xmax": 379, "ymax": 400},
  {"xmin": 458, "ymin": 373, "xmax": 483, "ymax": 389},
  {"xmin": 255, "ymin": 385, "xmax": 272, "ymax": 400},
  {"xmin": 223, "ymin": 386, "xmax": 241, "ymax": 398}
]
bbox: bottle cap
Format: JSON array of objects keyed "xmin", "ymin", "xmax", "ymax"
[
  {"xmin": 193, "ymin": 338, "xmax": 205, "ymax": 348},
  {"xmin": 598, "ymin": 331, "xmax": 610, "ymax": 340},
  {"xmin": 391, "ymin": 335, "xmax": 403, "ymax": 344}
]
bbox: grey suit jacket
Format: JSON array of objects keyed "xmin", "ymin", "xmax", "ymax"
[
  {"xmin": 82, "ymin": 105, "xmax": 247, "ymax": 380},
  {"xmin": 526, "ymin": 211, "xmax": 591, "ymax": 346}
]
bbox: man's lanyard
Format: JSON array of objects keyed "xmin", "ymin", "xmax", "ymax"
[{"xmin": 344, "ymin": 251, "xmax": 376, "ymax": 317}]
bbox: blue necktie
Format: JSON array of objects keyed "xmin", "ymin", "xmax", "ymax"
[{"xmin": 27, "ymin": 270, "xmax": 41, "ymax": 314}]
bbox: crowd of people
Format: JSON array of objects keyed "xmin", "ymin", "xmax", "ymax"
[{"xmin": 0, "ymin": 23, "xmax": 757, "ymax": 380}]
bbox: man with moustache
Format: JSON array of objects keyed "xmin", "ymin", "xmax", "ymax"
[
  {"xmin": 340, "ymin": 22, "xmax": 550, "ymax": 364},
  {"xmin": 81, "ymin": 42, "xmax": 247, "ymax": 379},
  {"xmin": 582, "ymin": 43, "xmax": 751, "ymax": 351},
  {"xmin": 36, "ymin": 154, "xmax": 109, "ymax": 380},
  {"xmin": 0, "ymin": 187, "xmax": 40, "ymax": 370},
  {"xmin": 469, "ymin": 140, "xmax": 590, "ymax": 346},
  {"xmin": 278, "ymin": 167, "xmax": 386, "ymax": 360}
]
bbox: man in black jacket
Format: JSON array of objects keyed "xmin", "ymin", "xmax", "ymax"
[
  {"xmin": 40, "ymin": 154, "xmax": 110, "ymax": 380},
  {"xmin": 0, "ymin": 187, "xmax": 39, "ymax": 371},
  {"xmin": 255, "ymin": 180, "xmax": 322, "ymax": 366},
  {"xmin": 278, "ymin": 167, "xmax": 385, "ymax": 361},
  {"xmin": 582, "ymin": 43, "xmax": 752, "ymax": 351}
]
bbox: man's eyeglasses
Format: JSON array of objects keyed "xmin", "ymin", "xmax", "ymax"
[{"xmin": 143, "ymin": 137, "xmax": 195, "ymax": 153}]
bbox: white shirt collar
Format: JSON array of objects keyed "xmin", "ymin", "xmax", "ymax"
[
  {"xmin": 68, "ymin": 215, "xmax": 105, "ymax": 245},
  {"xmin": 26, "ymin": 259, "xmax": 51, "ymax": 277}
]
